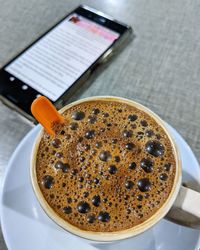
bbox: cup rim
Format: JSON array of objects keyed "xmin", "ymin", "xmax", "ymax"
[{"xmin": 30, "ymin": 96, "xmax": 182, "ymax": 242}]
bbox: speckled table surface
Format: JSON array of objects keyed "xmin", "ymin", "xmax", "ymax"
[{"xmin": 0, "ymin": 0, "xmax": 200, "ymax": 249}]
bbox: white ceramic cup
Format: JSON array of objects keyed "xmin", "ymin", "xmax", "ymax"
[{"xmin": 30, "ymin": 96, "xmax": 200, "ymax": 244}]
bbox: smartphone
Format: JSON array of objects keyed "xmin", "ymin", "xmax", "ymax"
[{"xmin": 0, "ymin": 5, "xmax": 132, "ymax": 122}]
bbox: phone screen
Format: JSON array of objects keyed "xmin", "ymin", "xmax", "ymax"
[{"xmin": 4, "ymin": 13, "xmax": 120, "ymax": 101}]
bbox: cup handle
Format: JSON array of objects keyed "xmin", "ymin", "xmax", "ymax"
[{"xmin": 166, "ymin": 185, "xmax": 200, "ymax": 229}]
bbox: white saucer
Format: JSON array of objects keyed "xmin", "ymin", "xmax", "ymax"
[{"xmin": 1, "ymin": 124, "xmax": 200, "ymax": 250}]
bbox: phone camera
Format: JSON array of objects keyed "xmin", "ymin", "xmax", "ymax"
[
  {"xmin": 98, "ymin": 17, "xmax": 106, "ymax": 23},
  {"xmin": 22, "ymin": 85, "xmax": 28, "ymax": 90},
  {"xmin": 9, "ymin": 76, "xmax": 15, "ymax": 82},
  {"xmin": 94, "ymin": 16, "xmax": 106, "ymax": 23}
]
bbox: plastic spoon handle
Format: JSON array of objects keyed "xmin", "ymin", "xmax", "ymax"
[{"xmin": 31, "ymin": 96, "xmax": 64, "ymax": 136}]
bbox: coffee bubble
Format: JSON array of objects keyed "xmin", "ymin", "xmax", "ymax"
[
  {"xmin": 55, "ymin": 152, "xmax": 63, "ymax": 158},
  {"xmin": 71, "ymin": 111, "xmax": 85, "ymax": 120},
  {"xmin": 69, "ymin": 122, "xmax": 78, "ymax": 130},
  {"xmin": 164, "ymin": 163, "xmax": 171, "ymax": 171},
  {"xmin": 63, "ymin": 206, "xmax": 72, "ymax": 214},
  {"xmin": 137, "ymin": 194, "xmax": 143, "ymax": 201},
  {"xmin": 98, "ymin": 212, "xmax": 110, "ymax": 222},
  {"xmin": 129, "ymin": 162, "xmax": 136, "ymax": 170},
  {"xmin": 84, "ymin": 144, "xmax": 90, "ymax": 151},
  {"xmin": 85, "ymin": 130, "xmax": 95, "ymax": 139},
  {"xmin": 128, "ymin": 114, "xmax": 138, "ymax": 121},
  {"xmin": 125, "ymin": 180, "xmax": 134, "ymax": 189},
  {"xmin": 103, "ymin": 112, "xmax": 109, "ymax": 117},
  {"xmin": 92, "ymin": 108, "xmax": 100, "ymax": 115},
  {"xmin": 83, "ymin": 192, "xmax": 89, "ymax": 198},
  {"xmin": 77, "ymin": 201, "xmax": 90, "ymax": 213},
  {"xmin": 140, "ymin": 158, "xmax": 154, "ymax": 173},
  {"xmin": 125, "ymin": 143, "xmax": 135, "ymax": 150},
  {"xmin": 95, "ymin": 141, "xmax": 102, "ymax": 148},
  {"xmin": 42, "ymin": 175, "xmax": 54, "ymax": 189},
  {"xmin": 123, "ymin": 130, "xmax": 133, "ymax": 138},
  {"xmin": 138, "ymin": 178, "xmax": 151, "ymax": 192},
  {"xmin": 145, "ymin": 140, "xmax": 165, "ymax": 157},
  {"xmin": 146, "ymin": 130, "xmax": 154, "ymax": 137},
  {"xmin": 87, "ymin": 214, "xmax": 96, "ymax": 223},
  {"xmin": 54, "ymin": 161, "xmax": 64, "ymax": 170},
  {"xmin": 111, "ymin": 138, "xmax": 117, "ymax": 144},
  {"xmin": 108, "ymin": 165, "xmax": 117, "ymax": 174},
  {"xmin": 92, "ymin": 195, "xmax": 101, "ymax": 207},
  {"xmin": 99, "ymin": 151, "xmax": 111, "ymax": 162},
  {"xmin": 51, "ymin": 139, "xmax": 61, "ymax": 148},
  {"xmin": 78, "ymin": 177, "xmax": 84, "ymax": 182},
  {"xmin": 160, "ymin": 173, "xmax": 168, "ymax": 181},
  {"xmin": 93, "ymin": 178, "xmax": 99, "ymax": 184},
  {"xmin": 88, "ymin": 115, "xmax": 97, "ymax": 124},
  {"xmin": 140, "ymin": 120, "xmax": 148, "ymax": 127}
]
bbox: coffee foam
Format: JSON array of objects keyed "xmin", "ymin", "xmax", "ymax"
[{"xmin": 36, "ymin": 100, "xmax": 176, "ymax": 232}]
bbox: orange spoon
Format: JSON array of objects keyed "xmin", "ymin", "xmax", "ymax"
[{"xmin": 31, "ymin": 96, "xmax": 65, "ymax": 136}]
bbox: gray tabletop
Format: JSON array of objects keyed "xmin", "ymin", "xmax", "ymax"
[{"xmin": 0, "ymin": 0, "xmax": 200, "ymax": 249}]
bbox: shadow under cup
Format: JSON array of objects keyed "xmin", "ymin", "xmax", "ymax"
[{"xmin": 30, "ymin": 96, "xmax": 182, "ymax": 243}]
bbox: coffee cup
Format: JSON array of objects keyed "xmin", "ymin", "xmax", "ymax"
[{"xmin": 30, "ymin": 96, "xmax": 200, "ymax": 243}]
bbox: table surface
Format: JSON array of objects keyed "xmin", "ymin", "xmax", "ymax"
[{"xmin": 0, "ymin": 0, "xmax": 200, "ymax": 249}]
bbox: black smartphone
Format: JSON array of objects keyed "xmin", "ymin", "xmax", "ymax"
[{"xmin": 0, "ymin": 5, "xmax": 132, "ymax": 121}]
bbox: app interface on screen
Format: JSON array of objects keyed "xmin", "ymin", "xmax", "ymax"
[{"xmin": 5, "ymin": 14, "xmax": 119, "ymax": 101}]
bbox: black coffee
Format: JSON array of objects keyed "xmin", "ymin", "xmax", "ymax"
[{"xmin": 36, "ymin": 100, "xmax": 176, "ymax": 232}]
